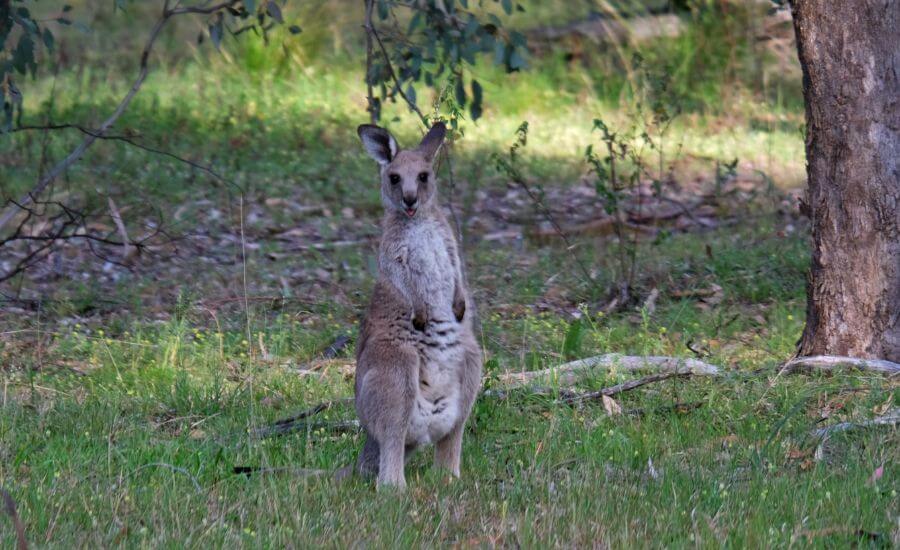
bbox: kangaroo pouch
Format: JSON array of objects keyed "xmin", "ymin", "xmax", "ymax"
[{"xmin": 405, "ymin": 320, "xmax": 467, "ymax": 447}]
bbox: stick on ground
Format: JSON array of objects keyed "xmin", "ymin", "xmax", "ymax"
[
  {"xmin": 781, "ymin": 355, "xmax": 900, "ymax": 377},
  {"xmin": 812, "ymin": 407, "xmax": 900, "ymax": 461},
  {"xmin": 2, "ymin": 488, "xmax": 28, "ymax": 550},
  {"xmin": 495, "ymin": 354, "xmax": 720, "ymax": 389}
]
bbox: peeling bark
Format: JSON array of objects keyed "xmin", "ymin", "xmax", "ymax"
[{"xmin": 791, "ymin": 0, "xmax": 900, "ymax": 361}]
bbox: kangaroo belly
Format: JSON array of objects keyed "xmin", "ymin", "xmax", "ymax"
[{"xmin": 405, "ymin": 331, "xmax": 465, "ymax": 447}]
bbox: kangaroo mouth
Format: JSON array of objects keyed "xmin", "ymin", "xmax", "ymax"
[{"xmin": 405, "ymin": 207, "xmax": 417, "ymax": 217}]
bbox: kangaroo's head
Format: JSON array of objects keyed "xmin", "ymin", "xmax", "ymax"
[{"xmin": 357, "ymin": 122, "xmax": 446, "ymax": 219}]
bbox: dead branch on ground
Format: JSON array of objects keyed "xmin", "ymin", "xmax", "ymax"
[
  {"xmin": 251, "ymin": 397, "xmax": 355, "ymax": 438},
  {"xmin": 781, "ymin": 355, "xmax": 900, "ymax": 377},
  {"xmin": 494, "ymin": 353, "xmax": 720, "ymax": 389},
  {"xmin": 561, "ymin": 371, "xmax": 693, "ymax": 405},
  {"xmin": 812, "ymin": 407, "xmax": 900, "ymax": 461},
  {"xmin": 1, "ymin": 488, "xmax": 27, "ymax": 550}
]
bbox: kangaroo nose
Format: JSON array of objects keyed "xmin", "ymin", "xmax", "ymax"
[{"xmin": 403, "ymin": 196, "xmax": 417, "ymax": 208}]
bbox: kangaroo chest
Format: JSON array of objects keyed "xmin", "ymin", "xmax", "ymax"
[{"xmin": 397, "ymin": 221, "xmax": 456, "ymax": 318}]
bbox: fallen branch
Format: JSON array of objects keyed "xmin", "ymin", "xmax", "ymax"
[
  {"xmin": 232, "ymin": 465, "xmax": 329, "ymax": 478},
  {"xmin": 812, "ymin": 407, "xmax": 900, "ymax": 461},
  {"xmin": 1, "ymin": 488, "xmax": 27, "ymax": 550},
  {"xmin": 495, "ymin": 354, "xmax": 720, "ymax": 389},
  {"xmin": 812, "ymin": 407, "xmax": 900, "ymax": 439},
  {"xmin": 562, "ymin": 371, "xmax": 692, "ymax": 405},
  {"xmin": 781, "ymin": 355, "xmax": 900, "ymax": 377},
  {"xmin": 251, "ymin": 397, "xmax": 354, "ymax": 438}
]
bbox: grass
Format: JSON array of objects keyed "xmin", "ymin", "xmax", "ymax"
[
  {"xmin": 2, "ymin": 0, "xmax": 897, "ymax": 547},
  {"xmin": 2, "ymin": 220, "xmax": 898, "ymax": 547}
]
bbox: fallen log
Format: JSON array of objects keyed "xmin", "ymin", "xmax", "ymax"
[
  {"xmin": 494, "ymin": 354, "xmax": 720, "ymax": 389},
  {"xmin": 781, "ymin": 355, "xmax": 900, "ymax": 377},
  {"xmin": 528, "ymin": 13, "xmax": 684, "ymax": 44}
]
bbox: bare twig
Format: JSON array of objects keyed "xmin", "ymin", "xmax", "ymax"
[
  {"xmin": 252, "ymin": 397, "xmax": 354, "ymax": 438},
  {"xmin": 1, "ymin": 488, "xmax": 27, "ymax": 550},
  {"xmin": 107, "ymin": 197, "xmax": 134, "ymax": 262},
  {"xmin": 561, "ymin": 371, "xmax": 692, "ymax": 405},
  {"xmin": 364, "ymin": 0, "xmax": 377, "ymax": 124},
  {"xmin": 781, "ymin": 355, "xmax": 900, "ymax": 377},
  {"xmin": 509, "ymin": 171, "xmax": 595, "ymax": 286},
  {"xmin": 11, "ymin": 124, "xmax": 241, "ymax": 192},
  {"xmin": 232, "ymin": 465, "xmax": 330, "ymax": 477},
  {"xmin": 0, "ymin": 1, "xmax": 243, "ymax": 234}
]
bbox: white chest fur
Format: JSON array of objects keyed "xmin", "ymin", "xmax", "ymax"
[{"xmin": 391, "ymin": 219, "xmax": 457, "ymax": 320}]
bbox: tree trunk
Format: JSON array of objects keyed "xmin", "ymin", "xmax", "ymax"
[{"xmin": 790, "ymin": 0, "xmax": 900, "ymax": 361}]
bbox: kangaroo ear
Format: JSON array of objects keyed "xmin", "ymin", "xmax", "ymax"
[
  {"xmin": 357, "ymin": 124, "xmax": 399, "ymax": 166},
  {"xmin": 417, "ymin": 122, "xmax": 447, "ymax": 160}
]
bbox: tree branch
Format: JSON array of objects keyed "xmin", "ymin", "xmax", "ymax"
[
  {"xmin": 11, "ymin": 123, "xmax": 242, "ymax": 192},
  {"xmin": 0, "ymin": 1, "xmax": 244, "ymax": 234},
  {"xmin": 364, "ymin": 9, "xmax": 427, "ymax": 122}
]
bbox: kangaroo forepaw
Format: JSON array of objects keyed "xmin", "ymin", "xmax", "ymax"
[
  {"xmin": 453, "ymin": 298, "xmax": 466, "ymax": 322},
  {"xmin": 412, "ymin": 311, "xmax": 427, "ymax": 331}
]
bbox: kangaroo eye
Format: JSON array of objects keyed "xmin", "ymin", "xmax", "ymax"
[
  {"xmin": 389, "ymin": 174, "xmax": 401, "ymax": 185},
  {"xmin": 418, "ymin": 172, "xmax": 428, "ymax": 183}
]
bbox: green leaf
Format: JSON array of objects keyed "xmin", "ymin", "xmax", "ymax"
[
  {"xmin": 454, "ymin": 77, "xmax": 466, "ymax": 107},
  {"xmin": 508, "ymin": 47, "xmax": 526, "ymax": 71},
  {"xmin": 493, "ymin": 40, "xmax": 506, "ymax": 66},
  {"xmin": 408, "ymin": 11, "xmax": 422, "ymax": 33},
  {"xmin": 243, "ymin": 0, "xmax": 256, "ymax": 13},
  {"xmin": 405, "ymin": 83, "xmax": 417, "ymax": 108},
  {"xmin": 12, "ymin": 33, "xmax": 35, "ymax": 76},
  {"xmin": 470, "ymin": 79, "xmax": 483, "ymax": 121},
  {"xmin": 501, "ymin": 0, "xmax": 513, "ymax": 15},
  {"xmin": 266, "ymin": 1, "xmax": 283, "ymax": 24},
  {"xmin": 42, "ymin": 28, "xmax": 54, "ymax": 52}
]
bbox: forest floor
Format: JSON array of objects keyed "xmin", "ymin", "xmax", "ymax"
[{"xmin": 1, "ymin": 1, "xmax": 898, "ymax": 547}]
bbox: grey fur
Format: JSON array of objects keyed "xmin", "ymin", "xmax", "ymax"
[{"xmin": 354, "ymin": 122, "xmax": 483, "ymax": 490}]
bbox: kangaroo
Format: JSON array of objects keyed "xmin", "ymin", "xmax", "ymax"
[{"xmin": 353, "ymin": 122, "xmax": 483, "ymax": 489}]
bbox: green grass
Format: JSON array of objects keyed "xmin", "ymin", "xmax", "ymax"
[{"xmin": 2, "ymin": 222, "xmax": 898, "ymax": 547}]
